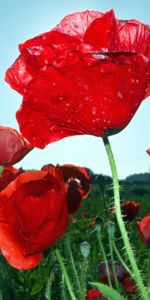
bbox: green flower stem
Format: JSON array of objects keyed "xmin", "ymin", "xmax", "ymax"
[
  {"xmin": 112, "ymin": 241, "xmax": 133, "ymax": 278},
  {"xmin": 147, "ymin": 249, "xmax": 150, "ymax": 288},
  {"xmin": 100, "ymin": 189, "xmax": 108, "ymax": 218},
  {"xmin": 108, "ymin": 235, "xmax": 120, "ymax": 292},
  {"xmin": 96, "ymin": 231, "xmax": 112, "ymax": 288},
  {"xmin": 65, "ymin": 233, "xmax": 85, "ymax": 300},
  {"xmin": 47, "ymin": 272, "xmax": 53, "ymax": 300},
  {"xmin": 62, "ymin": 275, "xmax": 69, "ymax": 300},
  {"xmin": 102, "ymin": 136, "xmax": 148, "ymax": 300},
  {"xmin": 81, "ymin": 257, "xmax": 88, "ymax": 293},
  {"xmin": 55, "ymin": 248, "xmax": 77, "ymax": 300}
]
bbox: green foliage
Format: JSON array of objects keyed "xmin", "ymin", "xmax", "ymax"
[{"xmin": 90, "ymin": 282, "xmax": 126, "ymax": 300}]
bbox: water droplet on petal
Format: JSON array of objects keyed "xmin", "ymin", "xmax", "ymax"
[
  {"xmin": 92, "ymin": 106, "xmax": 97, "ymax": 115},
  {"xmin": 117, "ymin": 91, "xmax": 123, "ymax": 99}
]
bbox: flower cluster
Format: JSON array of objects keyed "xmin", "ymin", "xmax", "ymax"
[{"xmin": 1, "ymin": 7, "xmax": 150, "ymax": 300}]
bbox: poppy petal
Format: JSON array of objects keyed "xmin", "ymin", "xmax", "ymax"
[
  {"xmin": 16, "ymin": 52, "xmax": 150, "ymax": 148},
  {"xmin": 0, "ymin": 126, "xmax": 33, "ymax": 165},
  {"xmin": 84, "ymin": 10, "xmax": 119, "ymax": 51},
  {"xmin": 0, "ymin": 169, "xmax": 68, "ymax": 269},
  {"xmin": 137, "ymin": 213, "xmax": 150, "ymax": 245}
]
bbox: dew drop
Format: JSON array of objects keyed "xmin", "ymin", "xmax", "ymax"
[
  {"xmin": 92, "ymin": 106, "xmax": 97, "ymax": 115},
  {"xmin": 66, "ymin": 103, "xmax": 70, "ymax": 107},
  {"xmin": 117, "ymin": 91, "xmax": 123, "ymax": 99},
  {"xmin": 44, "ymin": 59, "xmax": 49, "ymax": 64},
  {"xmin": 58, "ymin": 96, "xmax": 64, "ymax": 101}
]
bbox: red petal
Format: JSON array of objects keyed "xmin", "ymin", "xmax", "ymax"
[
  {"xmin": 42, "ymin": 164, "xmax": 91, "ymax": 214},
  {"xmin": 0, "ymin": 170, "xmax": 68, "ymax": 269},
  {"xmin": 16, "ymin": 52, "xmax": 150, "ymax": 148},
  {"xmin": 121, "ymin": 200, "xmax": 140, "ymax": 221},
  {"xmin": 0, "ymin": 166, "xmax": 22, "ymax": 192},
  {"xmin": 57, "ymin": 164, "xmax": 91, "ymax": 198},
  {"xmin": 146, "ymin": 148, "xmax": 150, "ymax": 156},
  {"xmin": 0, "ymin": 236, "xmax": 42, "ymax": 270},
  {"xmin": 55, "ymin": 10, "xmax": 103, "ymax": 39},
  {"xmin": 118, "ymin": 20, "xmax": 150, "ymax": 56},
  {"xmin": 86, "ymin": 289, "xmax": 108, "ymax": 300},
  {"xmin": 66, "ymin": 180, "xmax": 82, "ymax": 214},
  {"xmin": 84, "ymin": 10, "xmax": 119, "ymax": 51},
  {"xmin": 5, "ymin": 55, "xmax": 33, "ymax": 95},
  {"xmin": 123, "ymin": 274, "xmax": 138, "ymax": 293},
  {"xmin": 0, "ymin": 126, "xmax": 33, "ymax": 165},
  {"xmin": 137, "ymin": 213, "xmax": 150, "ymax": 245}
]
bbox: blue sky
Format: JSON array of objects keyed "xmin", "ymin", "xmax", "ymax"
[{"xmin": 1, "ymin": 0, "xmax": 150, "ymax": 179}]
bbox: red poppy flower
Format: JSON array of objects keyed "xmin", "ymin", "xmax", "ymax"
[
  {"xmin": 0, "ymin": 166, "xmax": 22, "ymax": 192},
  {"xmin": 137, "ymin": 213, "xmax": 150, "ymax": 245},
  {"xmin": 5, "ymin": 10, "xmax": 150, "ymax": 148},
  {"xmin": 86, "ymin": 289, "xmax": 107, "ymax": 300},
  {"xmin": 0, "ymin": 168, "xmax": 68, "ymax": 269},
  {"xmin": 42, "ymin": 164, "xmax": 91, "ymax": 214},
  {"xmin": 0, "ymin": 126, "xmax": 33, "ymax": 165},
  {"xmin": 123, "ymin": 274, "xmax": 138, "ymax": 294},
  {"xmin": 146, "ymin": 148, "xmax": 150, "ymax": 156},
  {"xmin": 121, "ymin": 200, "xmax": 140, "ymax": 221}
]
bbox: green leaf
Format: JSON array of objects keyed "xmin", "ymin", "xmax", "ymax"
[
  {"xmin": 90, "ymin": 282, "xmax": 126, "ymax": 300},
  {"xmin": 31, "ymin": 282, "xmax": 43, "ymax": 296}
]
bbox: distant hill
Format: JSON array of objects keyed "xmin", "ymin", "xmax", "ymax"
[{"xmin": 125, "ymin": 173, "xmax": 150, "ymax": 183}]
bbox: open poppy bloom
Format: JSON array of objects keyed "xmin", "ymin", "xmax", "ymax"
[
  {"xmin": 137, "ymin": 213, "xmax": 150, "ymax": 245},
  {"xmin": 42, "ymin": 164, "xmax": 91, "ymax": 213},
  {"xmin": 121, "ymin": 200, "xmax": 140, "ymax": 221},
  {"xmin": 0, "ymin": 125, "xmax": 33, "ymax": 165},
  {"xmin": 86, "ymin": 289, "xmax": 107, "ymax": 300},
  {"xmin": 5, "ymin": 9, "xmax": 150, "ymax": 148},
  {"xmin": 0, "ymin": 166, "xmax": 22, "ymax": 192},
  {"xmin": 0, "ymin": 168, "xmax": 68, "ymax": 269}
]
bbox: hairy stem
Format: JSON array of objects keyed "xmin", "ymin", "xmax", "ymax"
[
  {"xmin": 96, "ymin": 231, "xmax": 112, "ymax": 288},
  {"xmin": 55, "ymin": 248, "xmax": 77, "ymax": 300},
  {"xmin": 112, "ymin": 241, "xmax": 133, "ymax": 277},
  {"xmin": 108, "ymin": 235, "xmax": 120, "ymax": 292},
  {"xmin": 102, "ymin": 136, "xmax": 148, "ymax": 300},
  {"xmin": 65, "ymin": 233, "xmax": 85, "ymax": 300}
]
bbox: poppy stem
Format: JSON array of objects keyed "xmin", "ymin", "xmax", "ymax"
[
  {"xmin": 108, "ymin": 234, "xmax": 120, "ymax": 292},
  {"xmin": 102, "ymin": 136, "xmax": 148, "ymax": 300},
  {"xmin": 112, "ymin": 240, "xmax": 133, "ymax": 278},
  {"xmin": 80, "ymin": 257, "xmax": 89, "ymax": 293},
  {"xmin": 47, "ymin": 272, "xmax": 52, "ymax": 300},
  {"xmin": 96, "ymin": 230, "xmax": 112, "ymax": 288},
  {"xmin": 65, "ymin": 233, "xmax": 85, "ymax": 300},
  {"xmin": 55, "ymin": 248, "xmax": 77, "ymax": 300},
  {"xmin": 147, "ymin": 248, "xmax": 150, "ymax": 288}
]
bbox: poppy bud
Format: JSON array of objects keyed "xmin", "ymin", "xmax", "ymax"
[
  {"xmin": 80, "ymin": 241, "xmax": 91, "ymax": 258},
  {"xmin": 105, "ymin": 221, "xmax": 116, "ymax": 238}
]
